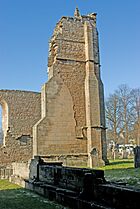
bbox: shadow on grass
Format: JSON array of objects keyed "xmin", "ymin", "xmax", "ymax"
[
  {"xmin": 0, "ymin": 187, "xmax": 63, "ymax": 209},
  {"xmin": 104, "ymin": 166, "xmax": 140, "ymax": 189},
  {"xmin": 105, "ymin": 167, "xmax": 135, "ymax": 173}
]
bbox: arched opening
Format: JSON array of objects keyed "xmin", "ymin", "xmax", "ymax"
[
  {"xmin": 0, "ymin": 105, "xmax": 3, "ymax": 144},
  {"xmin": 0, "ymin": 100, "xmax": 8, "ymax": 145}
]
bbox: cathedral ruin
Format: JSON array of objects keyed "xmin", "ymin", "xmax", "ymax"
[{"xmin": 0, "ymin": 9, "xmax": 107, "ymax": 169}]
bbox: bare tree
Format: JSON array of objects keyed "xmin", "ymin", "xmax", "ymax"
[
  {"xmin": 106, "ymin": 85, "xmax": 140, "ymax": 146},
  {"xmin": 131, "ymin": 88, "xmax": 140, "ymax": 145},
  {"xmin": 116, "ymin": 85, "xmax": 133, "ymax": 144},
  {"xmin": 106, "ymin": 93, "xmax": 121, "ymax": 144}
]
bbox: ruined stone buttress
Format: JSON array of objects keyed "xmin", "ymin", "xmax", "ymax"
[
  {"xmin": 0, "ymin": 9, "xmax": 107, "ymax": 168},
  {"xmin": 33, "ymin": 9, "xmax": 108, "ymax": 167}
]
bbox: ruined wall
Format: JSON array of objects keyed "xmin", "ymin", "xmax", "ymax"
[
  {"xmin": 0, "ymin": 10, "xmax": 107, "ymax": 168},
  {"xmin": 0, "ymin": 90, "xmax": 41, "ymax": 165},
  {"xmin": 48, "ymin": 16, "xmax": 86, "ymax": 130}
]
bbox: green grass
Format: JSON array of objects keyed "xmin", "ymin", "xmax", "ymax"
[
  {"xmin": 98, "ymin": 159, "xmax": 140, "ymax": 188},
  {"xmin": 0, "ymin": 179, "xmax": 21, "ymax": 190},
  {"xmin": 0, "ymin": 160, "xmax": 139, "ymax": 208},
  {"xmin": 0, "ymin": 180, "xmax": 65, "ymax": 209},
  {"xmin": 104, "ymin": 159, "xmax": 134, "ymax": 170}
]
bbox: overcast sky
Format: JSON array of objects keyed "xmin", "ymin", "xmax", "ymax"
[{"xmin": 0, "ymin": 0, "xmax": 140, "ymax": 98}]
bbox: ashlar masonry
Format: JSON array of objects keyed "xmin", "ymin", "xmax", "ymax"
[{"xmin": 0, "ymin": 9, "xmax": 108, "ymax": 168}]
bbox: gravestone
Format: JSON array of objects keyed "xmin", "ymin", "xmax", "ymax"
[{"xmin": 134, "ymin": 146, "xmax": 140, "ymax": 168}]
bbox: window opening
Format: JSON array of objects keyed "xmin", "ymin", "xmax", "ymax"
[{"xmin": 0, "ymin": 105, "xmax": 3, "ymax": 144}]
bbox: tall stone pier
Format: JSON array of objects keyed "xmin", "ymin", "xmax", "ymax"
[{"xmin": 33, "ymin": 8, "xmax": 108, "ymax": 167}]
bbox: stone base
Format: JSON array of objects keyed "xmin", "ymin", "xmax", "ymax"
[
  {"xmin": 40, "ymin": 154, "xmax": 88, "ymax": 168},
  {"xmin": 88, "ymin": 155, "xmax": 105, "ymax": 168}
]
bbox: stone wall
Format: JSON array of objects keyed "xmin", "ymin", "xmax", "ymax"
[
  {"xmin": 33, "ymin": 9, "xmax": 108, "ymax": 167},
  {"xmin": 48, "ymin": 17, "xmax": 86, "ymax": 129},
  {"xmin": 12, "ymin": 162, "xmax": 29, "ymax": 179},
  {"xmin": 0, "ymin": 9, "xmax": 108, "ymax": 168},
  {"xmin": 33, "ymin": 77, "xmax": 87, "ymax": 162},
  {"xmin": 0, "ymin": 90, "xmax": 41, "ymax": 165}
]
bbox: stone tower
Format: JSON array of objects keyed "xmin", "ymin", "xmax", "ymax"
[{"xmin": 33, "ymin": 9, "xmax": 108, "ymax": 167}]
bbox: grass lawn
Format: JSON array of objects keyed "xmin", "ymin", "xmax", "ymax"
[
  {"xmin": 99, "ymin": 158, "xmax": 140, "ymax": 189},
  {"xmin": 0, "ymin": 160, "xmax": 139, "ymax": 208},
  {"xmin": 0, "ymin": 180, "xmax": 66, "ymax": 209}
]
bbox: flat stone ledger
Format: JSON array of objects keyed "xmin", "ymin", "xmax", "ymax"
[
  {"xmin": 25, "ymin": 156, "xmax": 140, "ymax": 209},
  {"xmin": 33, "ymin": 10, "xmax": 108, "ymax": 167}
]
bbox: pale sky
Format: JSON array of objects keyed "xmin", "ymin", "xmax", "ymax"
[{"xmin": 0, "ymin": 0, "xmax": 140, "ymax": 98}]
